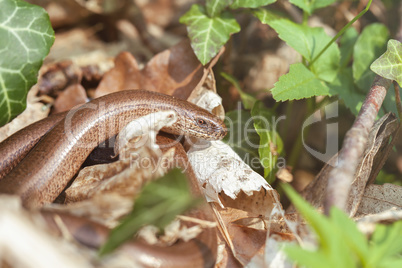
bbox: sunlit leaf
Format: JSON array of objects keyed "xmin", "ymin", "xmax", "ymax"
[
  {"xmin": 0, "ymin": 0, "xmax": 54, "ymax": 126},
  {"xmin": 289, "ymin": 0, "xmax": 337, "ymax": 15},
  {"xmin": 271, "ymin": 63, "xmax": 330, "ymax": 101},
  {"xmin": 206, "ymin": 0, "xmax": 231, "ymax": 17},
  {"xmin": 230, "ymin": 0, "xmax": 276, "ymax": 9},
  {"xmin": 267, "ymin": 19, "xmax": 340, "ymax": 82},
  {"xmin": 180, "ymin": 4, "xmax": 240, "ymax": 65},
  {"xmin": 371, "ymin": 39, "xmax": 402, "ymax": 87}
]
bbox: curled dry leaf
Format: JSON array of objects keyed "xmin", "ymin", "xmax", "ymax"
[
  {"xmin": 188, "ymin": 140, "xmax": 278, "ymax": 207},
  {"xmin": 347, "ymin": 113, "xmax": 398, "ymax": 216},
  {"xmin": 94, "ymin": 39, "xmax": 224, "ymax": 99},
  {"xmin": 184, "ymin": 86, "xmax": 285, "ymax": 265},
  {"xmin": 299, "ymin": 113, "xmax": 398, "ymax": 216}
]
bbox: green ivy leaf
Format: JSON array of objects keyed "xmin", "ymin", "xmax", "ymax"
[
  {"xmin": 289, "ymin": 0, "xmax": 337, "ymax": 15},
  {"xmin": 180, "ymin": 4, "xmax": 240, "ymax": 65},
  {"xmin": 206, "ymin": 0, "xmax": 231, "ymax": 17},
  {"xmin": 371, "ymin": 39, "xmax": 402, "ymax": 87},
  {"xmin": 0, "ymin": 0, "xmax": 55, "ymax": 126},
  {"xmin": 99, "ymin": 168, "xmax": 200, "ymax": 256},
  {"xmin": 252, "ymin": 8, "xmax": 283, "ymax": 24},
  {"xmin": 223, "ymin": 109, "xmax": 264, "ymax": 175},
  {"xmin": 251, "ymin": 101, "xmax": 283, "ymax": 183},
  {"xmin": 221, "ymin": 72, "xmax": 256, "ymax": 109},
  {"xmin": 271, "ymin": 63, "xmax": 330, "ymax": 101},
  {"xmin": 268, "ymin": 19, "xmax": 340, "ymax": 82},
  {"xmin": 230, "ymin": 0, "xmax": 276, "ymax": 9},
  {"xmin": 353, "ymin": 23, "xmax": 389, "ymax": 92}
]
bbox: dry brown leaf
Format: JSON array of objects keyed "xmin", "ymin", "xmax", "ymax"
[
  {"xmin": 356, "ymin": 183, "xmax": 402, "ymax": 217},
  {"xmin": 38, "ymin": 61, "xmax": 83, "ymax": 97},
  {"xmin": 299, "ymin": 113, "xmax": 398, "ymax": 216},
  {"xmin": 346, "ymin": 113, "xmax": 398, "ymax": 215},
  {"xmin": 53, "ymin": 84, "xmax": 88, "ymax": 113},
  {"xmin": 94, "ymin": 39, "xmax": 223, "ymax": 99}
]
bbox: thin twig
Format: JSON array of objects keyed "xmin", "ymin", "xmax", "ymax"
[
  {"xmin": 324, "ymin": 75, "xmax": 392, "ymax": 215},
  {"xmin": 309, "ymin": 0, "xmax": 373, "ymax": 66}
]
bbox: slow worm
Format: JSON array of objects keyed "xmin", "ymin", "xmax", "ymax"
[
  {"xmin": 0, "ymin": 89, "xmax": 226, "ymax": 267},
  {"xmin": 0, "ymin": 89, "xmax": 226, "ymax": 207}
]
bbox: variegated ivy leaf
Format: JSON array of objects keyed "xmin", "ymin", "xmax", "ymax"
[
  {"xmin": 180, "ymin": 4, "xmax": 240, "ymax": 65},
  {"xmin": 371, "ymin": 39, "xmax": 402, "ymax": 87},
  {"xmin": 0, "ymin": 0, "xmax": 54, "ymax": 126}
]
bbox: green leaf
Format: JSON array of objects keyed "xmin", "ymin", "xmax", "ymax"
[
  {"xmin": 371, "ymin": 39, "xmax": 402, "ymax": 87},
  {"xmin": 353, "ymin": 23, "xmax": 389, "ymax": 92},
  {"xmin": 251, "ymin": 101, "xmax": 283, "ymax": 182},
  {"xmin": 339, "ymin": 27, "xmax": 359, "ymax": 68},
  {"xmin": 180, "ymin": 4, "xmax": 240, "ymax": 65},
  {"xmin": 98, "ymin": 168, "xmax": 200, "ymax": 256},
  {"xmin": 285, "ymin": 246, "xmax": 330, "ymax": 268},
  {"xmin": 221, "ymin": 72, "xmax": 256, "ymax": 109},
  {"xmin": 268, "ymin": 19, "xmax": 340, "ymax": 82},
  {"xmin": 206, "ymin": 0, "xmax": 231, "ymax": 17},
  {"xmin": 330, "ymin": 208, "xmax": 369, "ymax": 264},
  {"xmin": 329, "ymin": 67, "xmax": 365, "ymax": 116},
  {"xmin": 368, "ymin": 221, "xmax": 402, "ymax": 266},
  {"xmin": 271, "ymin": 63, "xmax": 330, "ymax": 101},
  {"xmin": 252, "ymin": 8, "xmax": 283, "ymax": 24},
  {"xmin": 222, "ymin": 109, "xmax": 264, "ymax": 175},
  {"xmin": 289, "ymin": 0, "xmax": 337, "ymax": 15},
  {"xmin": 283, "ymin": 185, "xmax": 358, "ymax": 268},
  {"xmin": 230, "ymin": 0, "xmax": 276, "ymax": 9},
  {"xmin": 0, "ymin": 0, "xmax": 55, "ymax": 126}
]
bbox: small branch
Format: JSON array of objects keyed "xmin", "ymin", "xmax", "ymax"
[{"xmin": 324, "ymin": 75, "xmax": 392, "ymax": 215}]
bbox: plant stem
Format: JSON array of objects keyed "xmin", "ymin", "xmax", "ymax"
[
  {"xmin": 302, "ymin": 11, "xmax": 309, "ymax": 25},
  {"xmin": 309, "ymin": 0, "xmax": 373, "ymax": 66},
  {"xmin": 324, "ymin": 76, "xmax": 392, "ymax": 215},
  {"xmin": 394, "ymin": 82, "xmax": 402, "ymax": 119}
]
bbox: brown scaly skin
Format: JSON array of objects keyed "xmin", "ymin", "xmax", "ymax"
[
  {"xmin": 0, "ymin": 112, "xmax": 67, "ymax": 179},
  {"xmin": 0, "ymin": 90, "xmax": 227, "ymax": 208}
]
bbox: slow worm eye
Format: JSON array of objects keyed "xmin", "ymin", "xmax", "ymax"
[{"xmin": 197, "ymin": 119, "xmax": 206, "ymax": 125}]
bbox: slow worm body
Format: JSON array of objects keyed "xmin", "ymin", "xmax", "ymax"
[
  {"xmin": 0, "ymin": 90, "xmax": 226, "ymax": 207},
  {"xmin": 0, "ymin": 89, "xmax": 226, "ymax": 267}
]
